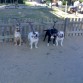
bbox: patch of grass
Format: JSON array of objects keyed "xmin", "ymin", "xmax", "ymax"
[
  {"xmin": 0, "ymin": 8, "xmax": 60, "ymax": 20},
  {"xmin": 0, "ymin": 6, "xmax": 65, "ymax": 25}
]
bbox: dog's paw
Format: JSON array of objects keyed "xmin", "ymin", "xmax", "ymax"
[
  {"xmin": 47, "ymin": 43, "xmax": 49, "ymax": 46},
  {"xmin": 19, "ymin": 44, "xmax": 21, "ymax": 46},
  {"xmin": 56, "ymin": 44, "xmax": 58, "ymax": 46},
  {"xmin": 43, "ymin": 39, "xmax": 45, "ymax": 41},
  {"xmin": 61, "ymin": 44, "xmax": 63, "ymax": 47},
  {"xmin": 53, "ymin": 44, "xmax": 55, "ymax": 46},
  {"xmin": 30, "ymin": 47, "xmax": 32, "ymax": 49},
  {"xmin": 15, "ymin": 44, "xmax": 17, "ymax": 46},
  {"xmin": 35, "ymin": 47, "xmax": 38, "ymax": 48},
  {"xmin": 60, "ymin": 42, "xmax": 63, "ymax": 46}
]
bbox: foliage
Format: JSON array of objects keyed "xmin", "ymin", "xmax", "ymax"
[
  {"xmin": 0, "ymin": 0, "xmax": 24, "ymax": 4},
  {"xmin": 62, "ymin": 0, "xmax": 66, "ymax": 5},
  {"xmin": 79, "ymin": 0, "xmax": 83, "ymax": 2}
]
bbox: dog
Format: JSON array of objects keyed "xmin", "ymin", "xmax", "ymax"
[
  {"xmin": 14, "ymin": 27, "xmax": 22, "ymax": 46},
  {"xmin": 43, "ymin": 28, "xmax": 58, "ymax": 46},
  {"xmin": 28, "ymin": 31, "xmax": 39, "ymax": 49},
  {"xmin": 56, "ymin": 31, "xmax": 64, "ymax": 46}
]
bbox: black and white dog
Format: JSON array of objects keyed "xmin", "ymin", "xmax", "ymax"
[
  {"xmin": 56, "ymin": 31, "xmax": 64, "ymax": 46},
  {"xmin": 27, "ymin": 22, "xmax": 39, "ymax": 49},
  {"xmin": 28, "ymin": 32, "xmax": 39, "ymax": 49},
  {"xmin": 43, "ymin": 28, "xmax": 58, "ymax": 46}
]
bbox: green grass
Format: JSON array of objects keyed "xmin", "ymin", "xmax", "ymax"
[{"xmin": 0, "ymin": 7, "xmax": 61, "ymax": 22}]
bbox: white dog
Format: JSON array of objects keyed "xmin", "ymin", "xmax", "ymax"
[
  {"xmin": 28, "ymin": 32, "xmax": 39, "ymax": 49},
  {"xmin": 14, "ymin": 27, "xmax": 22, "ymax": 46},
  {"xmin": 56, "ymin": 31, "xmax": 64, "ymax": 46}
]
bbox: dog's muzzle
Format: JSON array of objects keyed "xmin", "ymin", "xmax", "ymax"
[
  {"xmin": 32, "ymin": 36, "xmax": 38, "ymax": 39},
  {"xmin": 58, "ymin": 34, "xmax": 64, "ymax": 38},
  {"xmin": 51, "ymin": 36, "xmax": 54, "ymax": 39}
]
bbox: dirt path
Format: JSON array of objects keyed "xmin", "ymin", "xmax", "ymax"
[
  {"xmin": 0, "ymin": 36, "xmax": 83, "ymax": 83},
  {"xmin": 53, "ymin": 7, "xmax": 83, "ymax": 18}
]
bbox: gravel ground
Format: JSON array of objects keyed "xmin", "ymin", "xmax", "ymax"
[{"xmin": 0, "ymin": 36, "xmax": 83, "ymax": 83}]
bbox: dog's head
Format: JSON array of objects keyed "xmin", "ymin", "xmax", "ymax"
[
  {"xmin": 58, "ymin": 31, "xmax": 64, "ymax": 38},
  {"xmin": 51, "ymin": 29, "xmax": 58, "ymax": 39},
  {"xmin": 32, "ymin": 32, "xmax": 39, "ymax": 39},
  {"xmin": 15, "ymin": 26, "xmax": 20, "ymax": 32}
]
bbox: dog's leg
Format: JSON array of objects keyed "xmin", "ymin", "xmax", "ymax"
[
  {"xmin": 14, "ymin": 38, "xmax": 17, "ymax": 46},
  {"xmin": 30, "ymin": 42, "xmax": 33, "ymax": 49},
  {"xmin": 19, "ymin": 37, "xmax": 22, "ymax": 46},
  {"xmin": 35, "ymin": 41, "xmax": 38, "ymax": 48},
  {"xmin": 56, "ymin": 38, "xmax": 58, "ymax": 46},
  {"xmin": 43, "ymin": 32, "xmax": 47, "ymax": 41},
  {"xmin": 47, "ymin": 36, "xmax": 51, "ymax": 46},
  {"xmin": 53, "ymin": 36, "xmax": 56, "ymax": 46},
  {"xmin": 60, "ymin": 39, "xmax": 63, "ymax": 46}
]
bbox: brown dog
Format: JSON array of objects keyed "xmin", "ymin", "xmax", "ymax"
[{"xmin": 14, "ymin": 27, "xmax": 22, "ymax": 46}]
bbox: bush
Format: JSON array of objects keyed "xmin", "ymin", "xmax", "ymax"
[
  {"xmin": 79, "ymin": 0, "xmax": 83, "ymax": 3},
  {"xmin": 62, "ymin": 1, "xmax": 66, "ymax": 5}
]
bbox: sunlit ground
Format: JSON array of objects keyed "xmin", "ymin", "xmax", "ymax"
[
  {"xmin": 24, "ymin": 1, "xmax": 83, "ymax": 18},
  {"xmin": 52, "ymin": 6, "xmax": 83, "ymax": 18}
]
